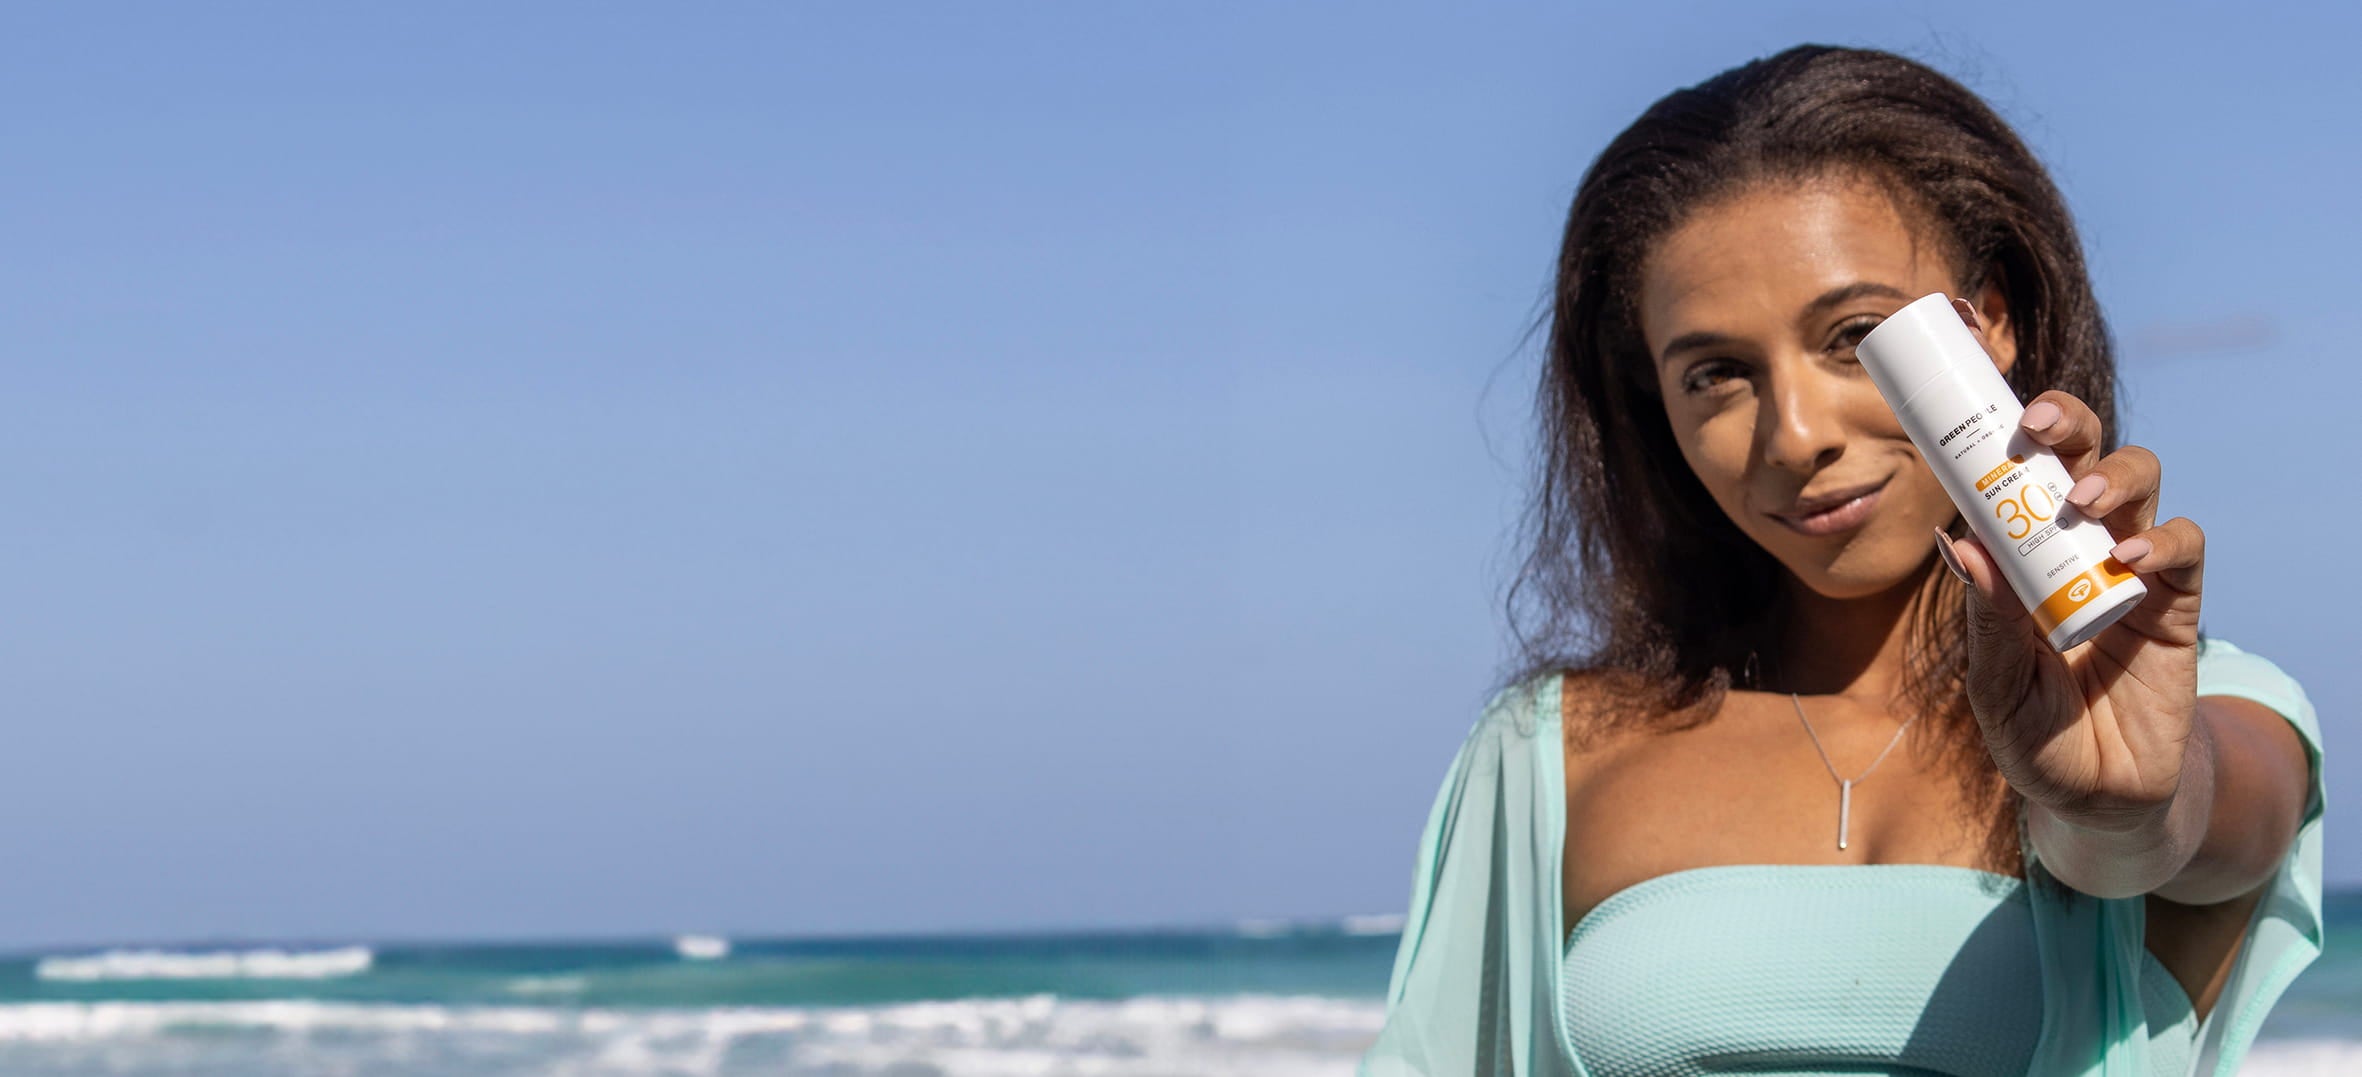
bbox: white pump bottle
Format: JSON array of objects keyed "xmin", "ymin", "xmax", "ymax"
[{"xmin": 1856, "ymin": 292, "xmax": 2147, "ymax": 652}]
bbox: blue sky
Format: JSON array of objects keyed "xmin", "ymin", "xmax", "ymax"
[{"xmin": 0, "ymin": 3, "xmax": 2352, "ymax": 949}]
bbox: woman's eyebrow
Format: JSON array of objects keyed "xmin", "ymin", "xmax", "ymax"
[
  {"xmin": 1799, "ymin": 280, "xmax": 1911, "ymax": 322},
  {"xmin": 1659, "ymin": 330, "xmax": 1740, "ymax": 365},
  {"xmin": 1658, "ymin": 282, "xmax": 1913, "ymax": 366}
]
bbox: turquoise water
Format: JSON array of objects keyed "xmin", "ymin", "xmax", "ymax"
[
  {"xmin": 0, "ymin": 894, "xmax": 2351, "ymax": 1075},
  {"xmin": 2, "ymin": 929, "xmax": 1398, "ymax": 1007}
]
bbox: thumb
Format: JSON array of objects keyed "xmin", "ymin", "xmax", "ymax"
[
  {"xmin": 1941, "ymin": 529, "xmax": 2031, "ymax": 632},
  {"xmin": 1938, "ymin": 527, "xmax": 2042, "ymax": 722}
]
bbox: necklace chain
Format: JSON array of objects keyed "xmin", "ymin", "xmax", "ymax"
[{"xmin": 1788, "ymin": 692, "xmax": 1919, "ymax": 851}]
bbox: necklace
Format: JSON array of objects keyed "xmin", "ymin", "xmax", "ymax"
[{"xmin": 1788, "ymin": 693, "xmax": 1919, "ymax": 851}]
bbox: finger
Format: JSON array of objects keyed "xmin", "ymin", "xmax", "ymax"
[
  {"xmin": 1950, "ymin": 296, "xmax": 2030, "ymax": 401},
  {"xmin": 2018, "ymin": 389, "xmax": 2106, "ymax": 479},
  {"xmin": 1952, "ymin": 296, "xmax": 1983, "ymax": 332},
  {"xmin": 2060, "ymin": 443, "xmax": 2162, "ymax": 538},
  {"xmin": 1948, "ymin": 530, "xmax": 2032, "ymax": 629},
  {"xmin": 2110, "ymin": 515, "xmax": 2205, "ymax": 598},
  {"xmin": 1944, "ymin": 529, "xmax": 2044, "ymax": 735},
  {"xmin": 2096, "ymin": 516, "xmax": 2205, "ymax": 646}
]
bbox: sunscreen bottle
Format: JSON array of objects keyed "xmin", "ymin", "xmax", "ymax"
[{"xmin": 1856, "ymin": 292, "xmax": 2146, "ymax": 652}]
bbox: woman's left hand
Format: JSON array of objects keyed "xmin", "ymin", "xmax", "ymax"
[{"xmin": 1934, "ymin": 304, "xmax": 2205, "ymax": 832}]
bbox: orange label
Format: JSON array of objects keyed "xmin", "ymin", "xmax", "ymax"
[
  {"xmin": 1975, "ymin": 454, "xmax": 2026, "ymax": 493},
  {"xmin": 2033, "ymin": 556, "xmax": 2140, "ymax": 634}
]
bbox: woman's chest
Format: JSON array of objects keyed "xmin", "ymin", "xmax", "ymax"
[{"xmin": 1560, "ymin": 708, "xmax": 2016, "ymax": 932}]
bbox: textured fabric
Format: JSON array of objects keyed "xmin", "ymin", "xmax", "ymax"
[
  {"xmin": 1358, "ymin": 635, "xmax": 2325, "ymax": 1077},
  {"xmin": 2140, "ymin": 950, "xmax": 2199, "ymax": 1077},
  {"xmin": 1562, "ymin": 864, "xmax": 2043, "ymax": 1076},
  {"xmin": 2181, "ymin": 637, "xmax": 2329, "ymax": 1076}
]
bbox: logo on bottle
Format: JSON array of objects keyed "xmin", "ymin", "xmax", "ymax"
[{"xmin": 2034, "ymin": 558, "xmax": 2138, "ymax": 635}]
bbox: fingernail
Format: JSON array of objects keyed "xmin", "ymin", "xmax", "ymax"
[
  {"xmin": 2066, "ymin": 473, "xmax": 2107, "ymax": 508},
  {"xmin": 1951, "ymin": 296, "xmax": 1982, "ymax": 330},
  {"xmin": 2111, "ymin": 537, "xmax": 2152, "ymax": 564},
  {"xmin": 1934, "ymin": 527, "xmax": 1971, "ymax": 585},
  {"xmin": 2023, "ymin": 402, "xmax": 2062, "ymax": 432}
]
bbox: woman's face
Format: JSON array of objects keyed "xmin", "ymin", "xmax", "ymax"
[{"xmin": 1636, "ymin": 172, "xmax": 2019, "ymax": 600}]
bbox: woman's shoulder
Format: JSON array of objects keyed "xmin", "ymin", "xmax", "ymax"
[
  {"xmin": 2192, "ymin": 632, "xmax": 2324, "ymax": 791},
  {"xmin": 1442, "ymin": 669, "xmax": 1638, "ymax": 783},
  {"xmin": 1464, "ymin": 667, "xmax": 1662, "ymax": 751},
  {"xmin": 1551, "ymin": 665, "xmax": 1711, "ymax": 763},
  {"xmin": 2195, "ymin": 634, "xmax": 2318, "ymax": 732},
  {"xmin": 1461, "ymin": 665, "xmax": 1773, "ymax": 804}
]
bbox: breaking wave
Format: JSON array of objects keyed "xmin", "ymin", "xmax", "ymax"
[{"xmin": 33, "ymin": 946, "xmax": 374, "ymax": 982}]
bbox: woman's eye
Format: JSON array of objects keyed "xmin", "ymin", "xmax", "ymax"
[
  {"xmin": 1831, "ymin": 317, "xmax": 1881, "ymax": 354},
  {"xmin": 1682, "ymin": 361, "xmax": 1741, "ymax": 394}
]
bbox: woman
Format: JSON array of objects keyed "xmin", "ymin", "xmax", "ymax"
[{"xmin": 1359, "ymin": 44, "xmax": 2324, "ymax": 1077}]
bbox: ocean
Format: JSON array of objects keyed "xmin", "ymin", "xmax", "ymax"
[{"xmin": 0, "ymin": 894, "xmax": 2353, "ymax": 1076}]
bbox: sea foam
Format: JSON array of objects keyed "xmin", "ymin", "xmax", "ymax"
[
  {"xmin": 0, "ymin": 994, "xmax": 1386, "ymax": 1076},
  {"xmin": 33, "ymin": 946, "xmax": 373, "ymax": 982},
  {"xmin": 2243, "ymin": 1039, "xmax": 2362, "ymax": 1076}
]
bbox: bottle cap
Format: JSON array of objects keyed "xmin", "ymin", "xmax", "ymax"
[{"xmin": 1856, "ymin": 291, "xmax": 1994, "ymax": 406}]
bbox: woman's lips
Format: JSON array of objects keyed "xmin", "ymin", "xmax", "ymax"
[{"xmin": 1771, "ymin": 480, "xmax": 1889, "ymax": 536}]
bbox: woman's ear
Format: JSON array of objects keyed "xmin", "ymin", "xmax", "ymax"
[{"xmin": 1970, "ymin": 274, "xmax": 2017, "ymax": 377}]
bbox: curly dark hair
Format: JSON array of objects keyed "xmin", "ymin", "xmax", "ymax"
[{"xmin": 1499, "ymin": 43, "xmax": 2127, "ymax": 873}]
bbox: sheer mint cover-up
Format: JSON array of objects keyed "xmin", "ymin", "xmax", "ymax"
[{"xmin": 1358, "ymin": 636, "xmax": 2327, "ymax": 1077}]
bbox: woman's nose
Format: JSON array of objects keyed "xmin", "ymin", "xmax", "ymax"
[{"xmin": 1760, "ymin": 364, "xmax": 1847, "ymax": 475}]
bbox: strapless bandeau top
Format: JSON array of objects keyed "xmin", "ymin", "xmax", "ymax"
[{"xmin": 1561, "ymin": 864, "xmax": 2199, "ymax": 1077}]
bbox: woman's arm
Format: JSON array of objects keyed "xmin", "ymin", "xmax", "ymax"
[
  {"xmin": 1931, "ymin": 355, "xmax": 2316, "ymax": 906},
  {"xmin": 2022, "ymin": 693, "xmax": 2309, "ymax": 902}
]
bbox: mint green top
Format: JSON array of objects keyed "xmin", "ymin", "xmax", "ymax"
[
  {"xmin": 1559, "ymin": 864, "xmax": 2196, "ymax": 1076},
  {"xmin": 1358, "ymin": 636, "xmax": 2327, "ymax": 1077}
]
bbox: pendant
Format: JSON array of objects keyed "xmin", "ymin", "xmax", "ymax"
[{"xmin": 1837, "ymin": 779, "xmax": 1853, "ymax": 851}]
